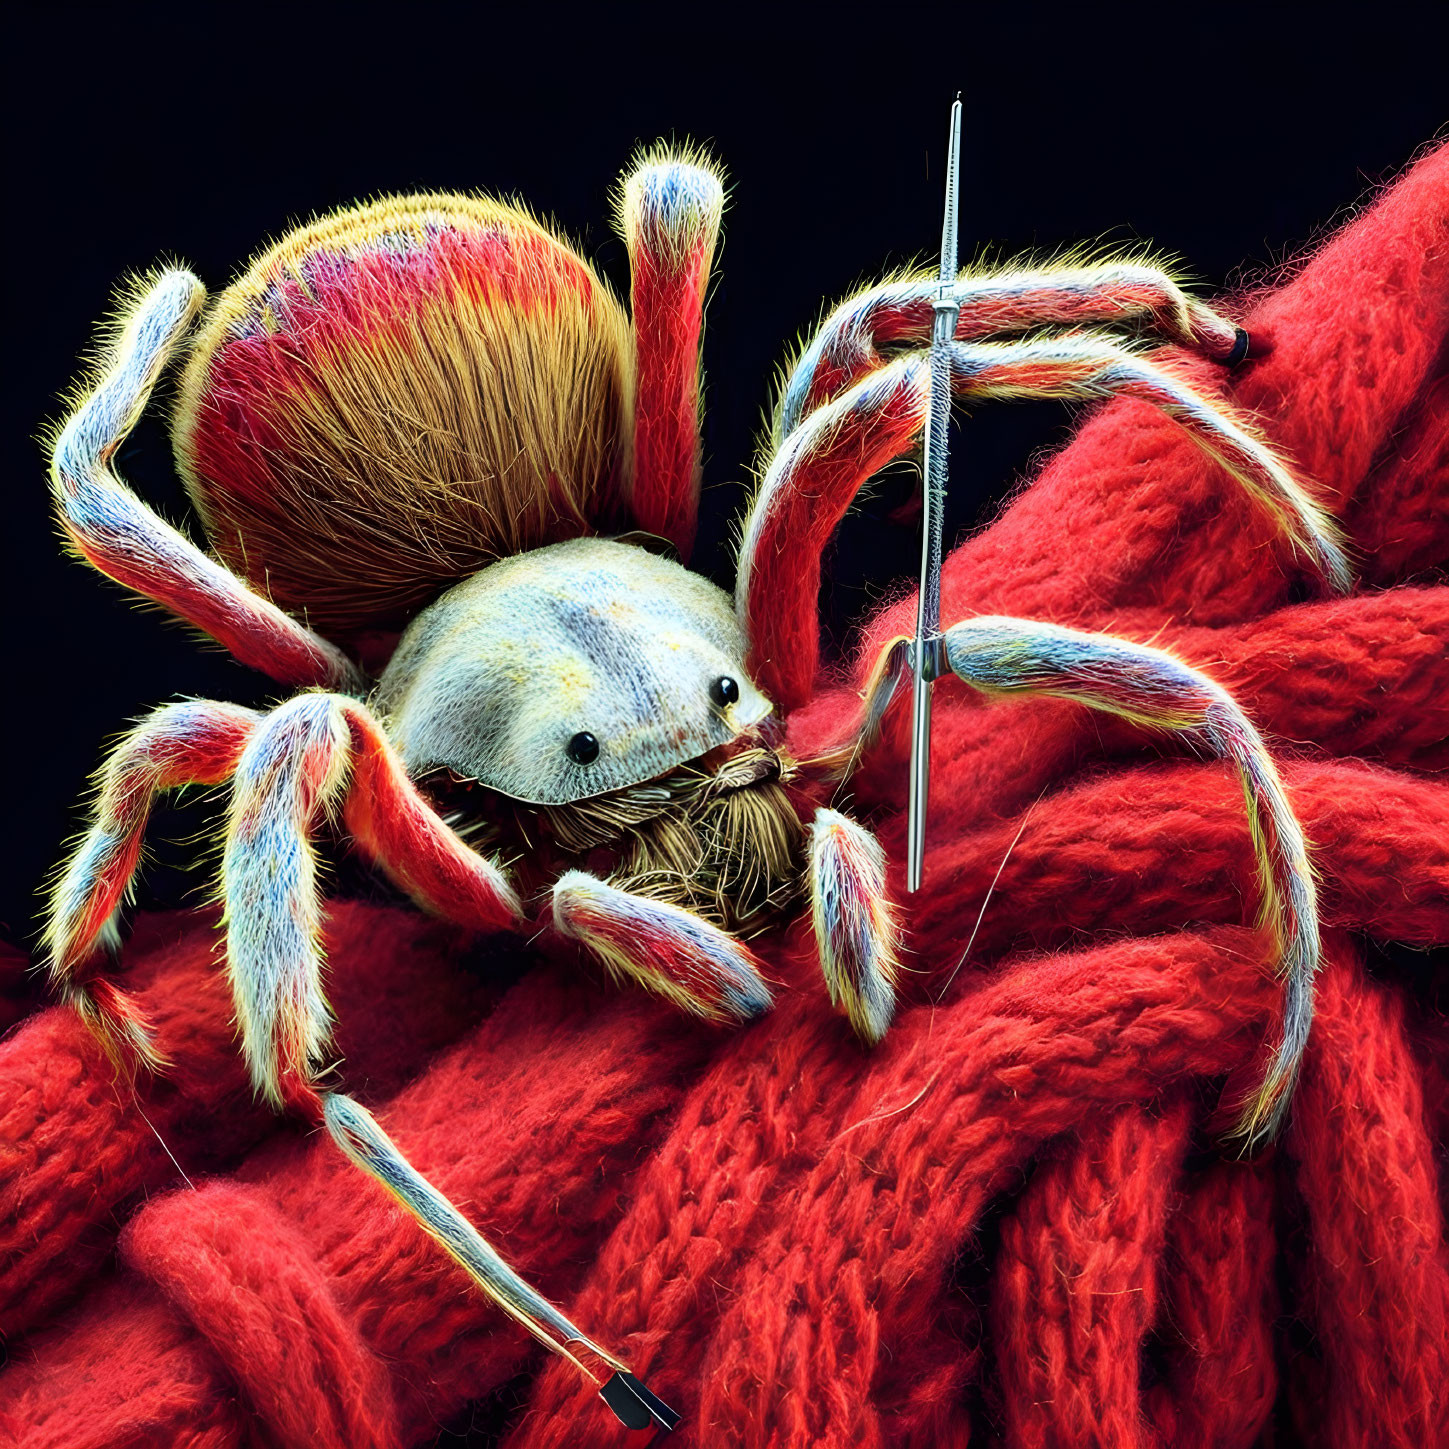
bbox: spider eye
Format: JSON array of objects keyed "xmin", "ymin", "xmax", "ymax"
[
  {"xmin": 710, "ymin": 676, "xmax": 740, "ymax": 707},
  {"xmin": 566, "ymin": 731, "xmax": 599, "ymax": 765}
]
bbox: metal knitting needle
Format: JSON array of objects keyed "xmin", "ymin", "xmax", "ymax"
[{"xmin": 906, "ymin": 97, "xmax": 963, "ymax": 893}]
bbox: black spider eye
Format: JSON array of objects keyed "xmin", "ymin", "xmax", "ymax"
[
  {"xmin": 566, "ymin": 731, "xmax": 599, "ymax": 765},
  {"xmin": 710, "ymin": 676, "xmax": 740, "ymax": 707}
]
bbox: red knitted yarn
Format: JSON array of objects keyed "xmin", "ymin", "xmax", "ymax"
[
  {"xmin": 2, "ymin": 144, "xmax": 1446, "ymax": 1446},
  {"xmin": 0, "ymin": 904, "xmax": 502, "ymax": 1341},
  {"xmin": 990, "ymin": 1097, "xmax": 1195, "ymax": 1449},
  {"xmin": 1145, "ymin": 1156, "xmax": 1279, "ymax": 1449}
]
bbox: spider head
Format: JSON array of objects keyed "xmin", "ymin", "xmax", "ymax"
[{"xmin": 377, "ymin": 537, "xmax": 773, "ymax": 807}]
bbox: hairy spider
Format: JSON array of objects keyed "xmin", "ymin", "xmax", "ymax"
[{"xmin": 43, "ymin": 146, "xmax": 1341, "ymax": 1429}]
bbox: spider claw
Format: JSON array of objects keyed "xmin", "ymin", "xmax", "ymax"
[{"xmin": 599, "ymin": 1370, "xmax": 683, "ymax": 1434}]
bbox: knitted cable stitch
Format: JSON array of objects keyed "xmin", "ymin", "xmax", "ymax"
[{"xmin": 2, "ymin": 142, "xmax": 1446, "ymax": 1447}]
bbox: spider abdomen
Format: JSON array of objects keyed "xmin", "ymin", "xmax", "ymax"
[{"xmin": 173, "ymin": 194, "xmax": 636, "ymax": 636}]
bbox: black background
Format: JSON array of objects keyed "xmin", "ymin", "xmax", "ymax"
[{"xmin": 3, "ymin": 5, "xmax": 1445, "ymax": 956}]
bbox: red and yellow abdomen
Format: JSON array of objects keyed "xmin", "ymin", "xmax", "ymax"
[{"xmin": 173, "ymin": 193, "xmax": 635, "ymax": 636}]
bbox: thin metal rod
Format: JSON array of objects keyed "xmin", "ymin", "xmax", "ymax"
[
  {"xmin": 937, "ymin": 98, "xmax": 962, "ymax": 288},
  {"xmin": 907, "ymin": 97, "xmax": 963, "ymax": 894}
]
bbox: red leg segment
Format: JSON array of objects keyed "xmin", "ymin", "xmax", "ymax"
[
  {"xmin": 212, "ymin": 699, "xmax": 639, "ymax": 1408},
  {"xmin": 339, "ymin": 702, "xmax": 520, "ymax": 934},
  {"xmin": 619, "ymin": 149, "xmax": 724, "ymax": 558},
  {"xmin": 935, "ymin": 617, "xmax": 1320, "ymax": 1144},
  {"xmin": 222, "ymin": 695, "xmax": 521, "ymax": 1111},
  {"xmin": 552, "ymin": 870, "xmax": 773, "ymax": 1023},
  {"xmin": 740, "ymin": 336, "xmax": 1347, "ymax": 712},
  {"xmin": 946, "ymin": 335, "xmax": 1347, "ymax": 591},
  {"xmin": 808, "ymin": 809, "xmax": 902, "ymax": 1043},
  {"xmin": 45, "ymin": 699, "xmax": 260, "ymax": 1062},
  {"xmin": 739, "ymin": 355, "xmax": 929, "ymax": 709}
]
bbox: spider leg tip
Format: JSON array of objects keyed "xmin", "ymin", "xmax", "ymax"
[
  {"xmin": 851, "ymin": 992, "xmax": 895, "ymax": 1046},
  {"xmin": 724, "ymin": 963, "xmax": 774, "ymax": 1021}
]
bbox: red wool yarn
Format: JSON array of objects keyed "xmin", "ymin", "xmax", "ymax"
[{"xmin": 2, "ymin": 144, "xmax": 1446, "ymax": 1447}]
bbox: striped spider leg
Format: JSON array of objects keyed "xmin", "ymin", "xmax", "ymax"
[
  {"xmin": 746, "ymin": 262, "xmax": 1350, "ymax": 712},
  {"xmin": 48, "ymin": 271, "xmax": 363, "ymax": 693},
  {"xmin": 856, "ymin": 624, "xmax": 1317, "ymax": 1146},
  {"xmin": 37, "ymin": 694, "xmax": 647, "ymax": 1367},
  {"xmin": 42, "ymin": 268, "xmax": 694, "ymax": 1414},
  {"xmin": 735, "ymin": 269, "xmax": 1332, "ymax": 1143},
  {"xmin": 549, "ymin": 807, "xmax": 902, "ymax": 1048}
]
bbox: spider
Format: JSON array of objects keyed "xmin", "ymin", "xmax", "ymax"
[{"xmin": 43, "ymin": 146, "xmax": 1343, "ymax": 1431}]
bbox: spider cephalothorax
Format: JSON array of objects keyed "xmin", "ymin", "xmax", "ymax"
[
  {"xmin": 382, "ymin": 535, "xmax": 808, "ymax": 938},
  {"xmin": 44, "ymin": 144, "xmax": 1340, "ymax": 1431}
]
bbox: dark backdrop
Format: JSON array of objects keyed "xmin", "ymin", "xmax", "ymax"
[{"xmin": 3, "ymin": 6, "xmax": 1445, "ymax": 950}]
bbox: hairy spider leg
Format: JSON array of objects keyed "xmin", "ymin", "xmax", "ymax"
[
  {"xmin": 335, "ymin": 704, "xmax": 525, "ymax": 936},
  {"xmin": 224, "ymin": 698, "xmax": 348, "ymax": 1111},
  {"xmin": 47, "ymin": 270, "xmax": 363, "ymax": 692},
  {"xmin": 322, "ymin": 1094, "xmax": 629, "ymax": 1382},
  {"xmin": 738, "ymin": 340, "xmax": 1349, "ymax": 710},
  {"xmin": 222, "ymin": 694, "xmax": 520, "ymax": 1111},
  {"xmin": 551, "ymin": 870, "xmax": 773, "ymax": 1023},
  {"xmin": 945, "ymin": 337, "xmax": 1349, "ymax": 591},
  {"xmin": 808, "ymin": 810, "xmax": 903, "ymax": 1043},
  {"xmin": 618, "ymin": 148, "xmax": 724, "ymax": 557},
  {"xmin": 739, "ymin": 360, "xmax": 926, "ymax": 710},
  {"xmin": 208, "ymin": 698, "xmax": 630, "ymax": 1392},
  {"xmin": 45, "ymin": 700, "xmax": 262, "ymax": 1065},
  {"xmin": 859, "ymin": 617, "xmax": 1314, "ymax": 1147},
  {"xmin": 776, "ymin": 259, "xmax": 1248, "ymax": 438}
]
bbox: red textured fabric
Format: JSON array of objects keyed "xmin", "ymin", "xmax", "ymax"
[
  {"xmin": 990, "ymin": 1096, "xmax": 1195, "ymax": 1448},
  {"xmin": 2, "ymin": 144, "xmax": 1446, "ymax": 1447}
]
